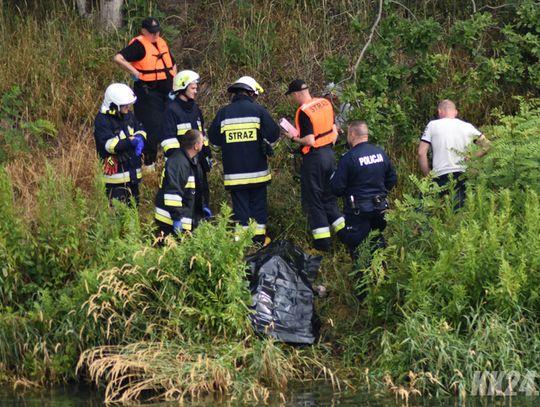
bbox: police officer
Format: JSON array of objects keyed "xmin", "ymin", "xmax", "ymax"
[
  {"xmin": 154, "ymin": 129, "xmax": 205, "ymax": 238},
  {"xmin": 208, "ymin": 76, "xmax": 279, "ymax": 244},
  {"xmin": 161, "ymin": 70, "xmax": 212, "ymax": 215},
  {"xmin": 330, "ymin": 120, "xmax": 397, "ymax": 261},
  {"xmin": 284, "ymin": 79, "xmax": 345, "ymax": 251},
  {"xmin": 94, "ymin": 83, "xmax": 146, "ymax": 205},
  {"xmin": 114, "ymin": 16, "xmax": 177, "ymax": 170}
]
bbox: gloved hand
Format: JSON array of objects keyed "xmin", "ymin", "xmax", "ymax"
[
  {"xmin": 172, "ymin": 220, "xmax": 183, "ymax": 235},
  {"xmin": 130, "ymin": 73, "xmax": 140, "ymax": 82},
  {"xmin": 130, "ymin": 135, "xmax": 144, "ymax": 157},
  {"xmin": 103, "ymin": 156, "xmax": 118, "ymax": 175},
  {"xmin": 202, "ymin": 206, "xmax": 213, "ymax": 218}
]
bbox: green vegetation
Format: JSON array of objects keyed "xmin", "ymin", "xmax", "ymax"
[{"xmin": 0, "ymin": 0, "xmax": 539, "ymax": 403}]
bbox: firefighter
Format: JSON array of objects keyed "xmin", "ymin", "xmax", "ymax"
[
  {"xmin": 154, "ymin": 129, "xmax": 206, "ymax": 238},
  {"xmin": 161, "ymin": 70, "xmax": 212, "ymax": 212},
  {"xmin": 330, "ymin": 120, "xmax": 397, "ymax": 261},
  {"xmin": 113, "ymin": 16, "xmax": 177, "ymax": 170},
  {"xmin": 208, "ymin": 76, "xmax": 280, "ymax": 245},
  {"xmin": 283, "ymin": 79, "xmax": 345, "ymax": 251},
  {"xmin": 94, "ymin": 83, "xmax": 146, "ymax": 205}
]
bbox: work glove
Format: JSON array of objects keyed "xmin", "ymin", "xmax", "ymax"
[
  {"xmin": 172, "ymin": 220, "xmax": 183, "ymax": 235},
  {"xmin": 130, "ymin": 135, "xmax": 144, "ymax": 157},
  {"xmin": 202, "ymin": 206, "xmax": 213, "ymax": 219},
  {"xmin": 103, "ymin": 156, "xmax": 118, "ymax": 175}
]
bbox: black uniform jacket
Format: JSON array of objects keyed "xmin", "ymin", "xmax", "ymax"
[
  {"xmin": 331, "ymin": 142, "xmax": 397, "ymax": 213},
  {"xmin": 208, "ymin": 94, "xmax": 279, "ymax": 190},
  {"xmin": 94, "ymin": 110, "xmax": 146, "ymax": 185},
  {"xmin": 154, "ymin": 148, "xmax": 201, "ymax": 230}
]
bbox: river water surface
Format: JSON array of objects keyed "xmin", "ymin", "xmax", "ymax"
[{"xmin": 1, "ymin": 384, "xmax": 540, "ymax": 406}]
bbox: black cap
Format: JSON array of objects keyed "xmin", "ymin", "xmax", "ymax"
[
  {"xmin": 285, "ymin": 79, "xmax": 308, "ymax": 95},
  {"xmin": 141, "ymin": 16, "xmax": 160, "ymax": 33}
]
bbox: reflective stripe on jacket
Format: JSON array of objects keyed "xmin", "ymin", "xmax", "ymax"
[
  {"xmin": 94, "ymin": 110, "xmax": 145, "ymax": 185},
  {"xmin": 295, "ymin": 97, "xmax": 337, "ymax": 155},
  {"xmin": 129, "ymin": 35, "xmax": 174, "ymax": 82},
  {"xmin": 154, "ymin": 148, "xmax": 198, "ymax": 229},
  {"xmin": 161, "ymin": 98, "xmax": 204, "ymax": 156},
  {"xmin": 207, "ymin": 94, "xmax": 279, "ymax": 190}
]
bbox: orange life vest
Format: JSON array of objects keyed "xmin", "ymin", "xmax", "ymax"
[
  {"xmin": 295, "ymin": 97, "xmax": 337, "ymax": 155},
  {"xmin": 129, "ymin": 35, "xmax": 174, "ymax": 82}
]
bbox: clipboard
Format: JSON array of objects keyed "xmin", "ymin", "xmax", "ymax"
[{"xmin": 279, "ymin": 118, "xmax": 298, "ymax": 138}]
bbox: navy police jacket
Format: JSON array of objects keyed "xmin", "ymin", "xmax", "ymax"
[
  {"xmin": 208, "ymin": 94, "xmax": 279, "ymax": 190},
  {"xmin": 94, "ymin": 110, "xmax": 146, "ymax": 185},
  {"xmin": 330, "ymin": 142, "xmax": 397, "ymax": 213}
]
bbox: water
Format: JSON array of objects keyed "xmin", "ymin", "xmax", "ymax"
[{"xmin": 1, "ymin": 384, "xmax": 540, "ymax": 406}]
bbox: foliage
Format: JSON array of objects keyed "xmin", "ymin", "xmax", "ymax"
[
  {"xmin": 468, "ymin": 98, "xmax": 540, "ymax": 193},
  {"xmin": 0, "ymin": 86, "xmax": 57, "ymax": 163},
  {"xmin": 0, "ymin": 0, "xmax": 540, "ymax": 404},
  {"xmin": 81, "ymin": 205, "xmax": 254, "ymax": 344}
]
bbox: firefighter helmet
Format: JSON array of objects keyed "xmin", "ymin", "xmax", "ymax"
[
  {"xmin": 103, "ymin": 83, "xmax": 137, "ymax": 111},
  {"xmin": 227, "ymin": 76, "xmax": 264, "ymax": 95},
  {"xmin": 173, "ymin": 70, "xmax": 200, "ymax": 92}
]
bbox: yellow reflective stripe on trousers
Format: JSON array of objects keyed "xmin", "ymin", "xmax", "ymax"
[
  {"xmin": 223, "ymin": 170, "xmax": 271, "ymax": 187},
  {"xmin": 331, "ymin": 216, "xmax": 345, "ymax": 233},
  {"xmin": 312, "ymin": 227, "xmax": 331, "ymax": 240}
]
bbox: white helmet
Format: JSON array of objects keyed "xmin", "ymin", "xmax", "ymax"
[
  {"xmin": 173, "ymin": 70, "xmax": 200, "ymax": 92},
  {"xmin": 227, "ymin": 76, "xmax": 264, "ymax": 95},
  {"xmin": 101, "ymin": 83, "xmax": 136, "ymax": 112}
]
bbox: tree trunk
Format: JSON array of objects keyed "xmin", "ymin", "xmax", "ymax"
[
  {"xmin": 99, "ymin": 0, "xmax": 123, "ymax": 32},
  {"xmin": 75, "ymin": 0, "xmax": 90, "ymax": 17}
]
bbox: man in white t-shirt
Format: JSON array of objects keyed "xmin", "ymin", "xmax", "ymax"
[{"xmin": 417, "ymin": 99, "xmax": 490, "ymax": 208}]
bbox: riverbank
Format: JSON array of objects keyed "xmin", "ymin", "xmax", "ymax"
[{"xmin": 1, "ymin": 1, "xmax": 539, "ymax": 404}]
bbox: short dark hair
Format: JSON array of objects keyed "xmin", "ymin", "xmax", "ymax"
[
  {"xmin": 348, "ymin": 120, "xmax": 369, "ymax": 137},
  {"xmin": 182, "ymin": 129, "xmax": 202, "ymax": 149}
]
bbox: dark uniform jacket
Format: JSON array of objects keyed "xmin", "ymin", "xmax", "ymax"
[
  {"xmin": 331, "ymin": 142, "xmax": 397, "ymax": 213},
  {"xmin": 154, "ymin": 148, "xmax": 201, "ymax": 231},
  {"xmin": 160, "ymin": 98, "xmax": 204, "ymax": 156},
  {"xmin": 208, "ymin": 94, "xmax": 279, "ymax": 190},
  {"xmin": 94, "ymin": 110, "xmax": 146, "ymax": 185}
]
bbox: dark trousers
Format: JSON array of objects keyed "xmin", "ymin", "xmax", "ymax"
[
  {"xmin": 340, "ymin": 211, "xmax": 386, "ymax": 262},
  {"xmin": 434, "ymin": 172, "xmax": 466, "ymax": 210},
  {"xmin": 106, "ymin": 183, "xmax": 139, "ymax": 206},
  {"xmin": 134, "ymin": 86, "xmax": 168, "ymax": 165},
  {"xmin": 230, "ymin": 186, "xmax": 268, "ymax": 243},
  {"xmin": 301, "ymin": 147, "xmax": 343, "ymax": 251}
]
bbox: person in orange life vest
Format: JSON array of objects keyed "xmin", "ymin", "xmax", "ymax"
[
  {"xmin": 113, "ymin": 16, "xmax": 177, "ymax": 169},
  {"xmin": 283, "ymin": 79, "xmax": 345, "ymax": 252}
]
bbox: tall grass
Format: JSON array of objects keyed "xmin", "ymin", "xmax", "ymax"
[{"xmin": 0, "ymin": 1, "xmax": 539, "ymax": 404}]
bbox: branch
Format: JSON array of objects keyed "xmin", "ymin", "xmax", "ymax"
[{"xmin": 340, "ymin": 0, "xmax": 384, "ymax": 85}]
